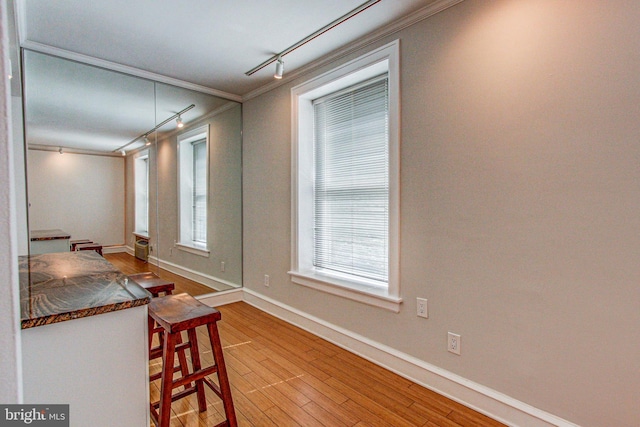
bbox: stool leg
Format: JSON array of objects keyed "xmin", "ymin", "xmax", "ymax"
[
  {"xmin": 207, "ymin": 322, "xmax": 237, "ymax": 427},
  {"xmin": 158, "ymin": 331, "xmax": 178, "ymax": 427},
  {"xmin": 147, "ymin": 315, "xmax": 155, "ymax": 354},
  {"xmin": 187, "ymin": 328, "xmax": 207, "ymax": 412},
  {"xmin": 175, "ymin": 332, "xmax": 190, "ymax": 387}
]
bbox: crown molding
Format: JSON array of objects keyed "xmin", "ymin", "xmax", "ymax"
[
  {"xmin": 19, "ymin": 40, "xmax": 243, "ymax": 103},
  {"xmin": 28, "ymin": 144, "xmax": 124, "ymax": 158},
  {"xmin": 241, "ymin": 0, "xmax": 464, "ymax": 101}
]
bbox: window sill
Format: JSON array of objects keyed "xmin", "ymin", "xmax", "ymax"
[
  {"xmin": 288, "ymin": 270, "xmax": 402, "ymax": 312},
  {"xmin": 175, "ymin": 243, "xmax": 210, "ymax": 258},
  {"xmin": 133, "ymin": 231, "xmax": 149, "ymax": 240}
]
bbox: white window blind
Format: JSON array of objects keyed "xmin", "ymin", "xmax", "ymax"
[
  {"xmin": 134, "ymin": 155, "xmax": 149, "ymax": 234},
  {"xmin": 192, "ymin": 139, "xmax": 207, "ymax": 243},
  {"xmin": 313, "ymin": 75, "xmax": 389, "ymax": 283}
]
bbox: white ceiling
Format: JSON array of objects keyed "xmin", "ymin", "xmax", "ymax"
[{"xmin": 14, "ymin": 0, "xmax": 448, "ymax": 153}]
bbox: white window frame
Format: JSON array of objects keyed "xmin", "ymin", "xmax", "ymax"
[
  {"xmin": 177, "ymin": 124, "xmax": 210, "ymax": 257},
  {"xmin": 134, "ymin": 150, "xmax": 149, "ymax": 237},
  {"xmin": 289, "ymin": 40, "xmax": 401, "ymax": 312}
]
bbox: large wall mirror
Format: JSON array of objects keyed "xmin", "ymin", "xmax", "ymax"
[{"xmin": 21, "ymin": 49, "xmax": 242, "ymax": 295}]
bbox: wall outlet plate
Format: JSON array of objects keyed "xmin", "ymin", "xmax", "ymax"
[
  {"xmin": 448, "ymin": 332, "xmax": 461, "ymax": 355},
  {"xmin": 417, "ymin": 298, "xmax": 428, "ymax": 318}
]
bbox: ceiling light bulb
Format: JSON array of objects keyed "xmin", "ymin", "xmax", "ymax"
[
  {"xmin": 176, "ymin": 116, "xmax": 184, "ymax": 128},
  {"xmin": 274, "ymin": 57, "xmax": 284, "ymax": 79}
]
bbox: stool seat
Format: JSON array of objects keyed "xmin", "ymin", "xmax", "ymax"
[
  {"xmin": 149, "ymin": 293, "xmax": 220, "ymax": 333},
  {"xmin": 129, "ymin": 272, "xmax": 174, "ymax": 297}
]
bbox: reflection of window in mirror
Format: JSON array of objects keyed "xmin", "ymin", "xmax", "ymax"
[
  {"xmin": 178, "ymin": 125, "xmax": 210, "ymax": 256},
  {"xmin": 134, "ymin": 152, "xmax": 149, "ymax": 237}
]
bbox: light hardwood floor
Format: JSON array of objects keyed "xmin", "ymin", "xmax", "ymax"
[
  {"xmin": 106, "ymin": 252, "xmax": 505, "ymax": 426},
  {"xmin": 104, "ymin": 252, "xmax": 215, "ymax": 296},
  {"xmin": 148, "ymin": 304, "xmax": 506, "ymax": 427}
]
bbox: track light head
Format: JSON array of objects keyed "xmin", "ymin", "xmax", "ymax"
[
  {"xmin": 176, "ymin": 115, "xmax": 184, "ymax": 128},
  {"xmin": 274, "ymin": 57, "xmax": 284, "ymax": 79},
  {"xmin": 58, "ymin": 147, "xmax": 63, "ymax": 154},
  {"xmin": 120, "ymin": 150, "xmax": 126, "ymax": 156},
  {"xmin": 144, "ymin": 136, "xmax": 151, "ymax": 146}
]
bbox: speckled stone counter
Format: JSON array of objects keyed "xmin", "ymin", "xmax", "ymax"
[{"xmin": 20, "ymin": 250, "xmax": 151, "ymax": 329}]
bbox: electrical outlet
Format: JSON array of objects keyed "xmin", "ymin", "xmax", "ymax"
[
  {"xmin": 264, "ymin": 274, "xmax": 270, "ymax": 287},
  {"xmin": 448, "ymin": 332, "xmax": 461, "ymax": 355},
  {"xmin": 416, "ymin": 298, "xmax": 428, "ymax": 318}
]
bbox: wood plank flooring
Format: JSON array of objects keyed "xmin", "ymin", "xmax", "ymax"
[
  {"xmin": 149, "ymin": 302, "xmax": 506, "ymax": 427},
  {"xmin": 104, "ymin": 252, "xmax": 215, "ymax": 296},
  {"xmin": 105, "ymin": 252, "xmax": 505, "ymax": 426}
]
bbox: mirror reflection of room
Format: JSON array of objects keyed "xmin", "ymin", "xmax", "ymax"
[{"xmin": 22, "ymin": 50, "xmax": 242, "ymax": 296}]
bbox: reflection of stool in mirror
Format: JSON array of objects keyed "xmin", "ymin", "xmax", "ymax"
[
  {"xmin": 75, "ymin": 242, "xmax": 103, "ymax": 256},
  {"xmin": 70, "ymin": 239, "xmax": 92, "ymax": 251},
  {"xmin": 128, "ymin": 272, "xmax": 174, "ymax": 297},
  {"xmin": 148, "ymin": 293, "xmax": 237, "ymax": 427}
]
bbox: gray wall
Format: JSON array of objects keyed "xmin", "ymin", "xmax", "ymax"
[{"xmin": 242, "ymin": 1, "xmax": 640, "ymax": 426}]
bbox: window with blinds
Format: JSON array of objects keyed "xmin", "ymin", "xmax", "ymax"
[
  {"xmin": 192, "ymin": 139, "xmax": 207, "ymax": 243},
  {"xmin": 313, "ymin": 75, "xmax": 389, "ymax": 283},
  {"xmin": 177, "ymin": 125, "xmax": 209, "ymax": 253},
  {"xmin": 290, "ymin": 40, "xmax": 399, "ymax": 310}
]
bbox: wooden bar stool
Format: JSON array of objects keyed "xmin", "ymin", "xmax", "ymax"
[
  {"xmin": 129, "ymin": 272, "xmax": 174, "ymax": 297},
  {"xmin": 128, "ymin": 272, "xmax": 176, "ymax": 358},
  {"xmin": 70, "ymin": 239, "xmax": 92, "ymax": 251},
  {"xmin": 148, "ymin": 293, "xmax": 236, "ymax": 427}
]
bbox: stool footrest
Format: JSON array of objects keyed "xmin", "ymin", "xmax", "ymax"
[
  {"xmin": 172, "ymin": 365, "xmax": 218, "ymax": 390},
  {"xmin": 150, "ymin": 363, "xmax": 185, "ymax": 382},
  {"xmin": 150, "ymin": 340, "xmax": 191, "ymax": 360}
]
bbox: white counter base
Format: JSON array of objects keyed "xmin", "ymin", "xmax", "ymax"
[{"xmin": 21, "ymin": 305, "xmax": 150, "ymax": 427}]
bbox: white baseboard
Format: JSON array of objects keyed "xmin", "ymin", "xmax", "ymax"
[
  {"xmin": 148, "ymin": 255, "xmax": 240, "ymax": 292},
  {"xmin": 103, "ymin": 245, "xmax": 127, "ymax": 254},
  {"xmin": 196, "ymin": 288, "xmax": 244, "ymax": 307},
  {"xmin": 240, "ymin": 288, "xmax": 579, "ymax": 427}
]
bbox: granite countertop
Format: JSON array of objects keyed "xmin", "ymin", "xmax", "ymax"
[
  {"xmin": 20, "ymin": 251, "xmax": 151, "ymax": 329},
  {"xmin": 29, "ymin": 229, "xmax": 71, "ymax": 241}
]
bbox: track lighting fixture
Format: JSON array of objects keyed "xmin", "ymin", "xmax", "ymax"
[
  {"xmin": 113, "ymin": 104, "xmax": 194, "ymax": 154},
  {"xmin": 58, "ymin": 147, "xmax": 63, "ymax": 154},
  {"xmin": 120, "ymin": 150, "xmax": 126, "ymax": 156},
  {"xmin": 245, "ymin": 0, "xmax": 382, "ymax": 77},
  {"xmin": 274, "ymin": 57, "xmax": 284, "ymax": 79}
]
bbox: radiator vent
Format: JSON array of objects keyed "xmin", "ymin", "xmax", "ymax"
[{"xmin": 134, "ymin": 239, "xmax": 149, "ymax": 261}]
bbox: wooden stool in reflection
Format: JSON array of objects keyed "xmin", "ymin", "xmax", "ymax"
[
  {"xmin": 75, "ymin": 242, "xmax": 103, "ymax": 256},
  {"xmin": 148, "ymin": 293, "xmax": 237, "ymax": 427},
  {"xmin": 70, "ymin": 239, "xmax": 92, "ymax": 251}
]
